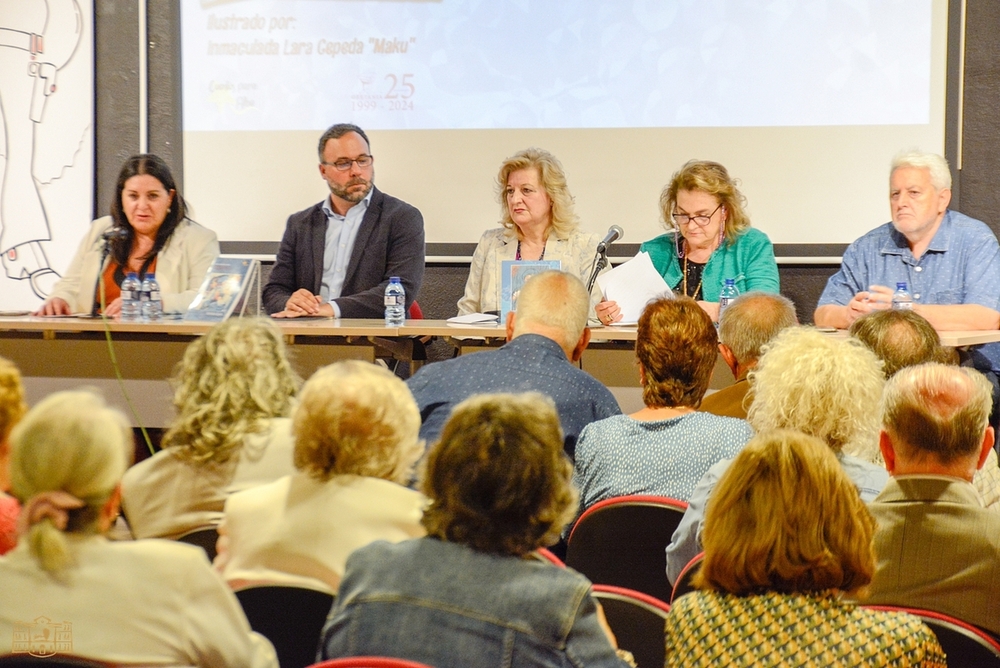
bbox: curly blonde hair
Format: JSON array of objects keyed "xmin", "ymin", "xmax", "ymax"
[
  {"xmin": 11, "ymin": 391, "xmax": 133, "ymax": 574},
  {"xmin": 660, "ymin": 160, "xmax": 752, "ymax": 245},
  {"xmin": 696, "ymin": 430, "xmax": 876, "ymax": 596},
  {"xmin": 0, "ymin": 356, "xmax": 27, "ymax": 444},
  {"xmin": 421, "ymin": 392, "xmax": 578, "ymax": 557},
  {"xmin": 162, "ymin": 318, "xmax": 300, "ymax": 466},
  {"xmin": 748, "ymin": 327, "xmax": 884, "ymax": 460},
  {"xmin": 496, "ymin": 148, "xmax": 580, "ymax": 240},
  {"xmin": 293, "ymin": 361, "xmax": 422, "ymax": 485}
]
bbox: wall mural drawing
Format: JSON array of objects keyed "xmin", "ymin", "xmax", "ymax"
[{"xmin": 0, "ymin": 0, "xmax": 93, "ymax": 311}]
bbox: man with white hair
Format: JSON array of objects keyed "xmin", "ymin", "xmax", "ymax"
[
  {"xmin": 406, "ymin": 270, "xmax": 620, "ymax": 458},
  {"xmin": 867, "ymin": 363, "xmax": 1000, "ymax": 635},
  {"xmin": 814, "ymin": 151, "xmax": 1000, "ymax": 330}
]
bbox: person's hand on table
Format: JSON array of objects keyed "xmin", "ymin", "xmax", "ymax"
[
  {"xmin": 33, "ymin": 297, "xmax": 72, "ymax": 316},
  {"xmin": 272, "ymin": 289, "xmax": 328, "ymax": 318},
  {"xmin": 595, "ymin": 300, "xmax": 622, "ymax": 326},
  {"xmin": 845, "ymin": 284, "xmax": 893, "ymax": 325},
  {"xmin": 103, "ymin": 297, "xmax": 124, "ymax": 318},
  {"xmin": 698, "ymin": 300, "xmax": 721, "ymax": 323},
  {"xmin": 272, "ymin": 294, "xmax": 335, "ymax": 319}
]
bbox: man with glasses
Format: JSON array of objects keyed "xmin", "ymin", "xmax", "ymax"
[
  {"xmin": 263, "ymin": 123, "xmax": 424, "ymax": 318},
  {"xmin": 814, "ymin": 151, "xmax": 1000, "ymax": 331}
]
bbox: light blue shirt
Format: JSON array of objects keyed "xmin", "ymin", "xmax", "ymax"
[
  {"xmin": 664, "ymin": 451, "xmax": 889, "ymax": 585},
  {"xmin": 321, "ymin": 189, "xmax": 373, "ymax": 317},
  {"xmin": 817, "ymin": 209, "xmax": 1000, "ymax": 311}
]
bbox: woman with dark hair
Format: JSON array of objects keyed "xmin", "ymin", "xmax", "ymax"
[
  {"xmin": 664, "ymin": 430, "xmax": 945, "ymax": 667},
  {"xmin": 35, "ymin": 153, "xmax": 219, "ymax": 316},
  {"xmin": 320, "ymin": 392, "xmax": 632, "ymax": 668}
]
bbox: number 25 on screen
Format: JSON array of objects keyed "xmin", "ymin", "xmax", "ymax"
[{"xmin": 385, "ymin": 74, "xmax": 414, "ymax": 99}]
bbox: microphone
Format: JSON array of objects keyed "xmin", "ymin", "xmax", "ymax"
[
  {"xmin": 596, "ymin": 225, "xmax": 623, "ymax": 253},
  {"xmin": 101, "ymin": 227, "xmax": 129, "ymax": 241}
]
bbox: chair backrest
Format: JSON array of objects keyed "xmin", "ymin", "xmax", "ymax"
[
  {"xmin": 565, "ymin": 495, "xmax": 688, "ymax": 602},
  {"xmin": 235, "ymin": 585, "xmax": 335, "ymax": 668},
  {"xmin": 532, "ymin": 547, "xmax": 566, "ymax": 567},
  {"xmin": 670, "ymin": 552, "xmax": 704, "ymax": 603},
  {"xmin": 407, "ymin": 301, "xmax": 423, "ymax": 319},
  {"xmin": 310, "ymin": 658, "xmax": 435, "ymax": 668},
  {"xmin": 175, "ymin": 526, "xmax": 219, "ymax": 562},
  {"xmin": 864, "ymin": 605, "xmax": 1000, "ymax": 666},
  {"xmin": 591, "ymin": 585, "xmax": 670, "ymax": 668}
]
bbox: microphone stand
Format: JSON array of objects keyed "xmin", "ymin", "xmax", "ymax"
[
  {"xmin": 587, "ymin": 247, "xmax": 609, "ymax": 294},
  {"xmin": 91, "ymin": 236, "xmax": 115, "ymax": 316}
]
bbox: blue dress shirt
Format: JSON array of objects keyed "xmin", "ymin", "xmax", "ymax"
[{"xmin": 321, "ymin": 189, "xmax": 373, "ymax": 317}]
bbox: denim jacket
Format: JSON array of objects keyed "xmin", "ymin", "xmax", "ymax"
[{"xmin": 320, "ymin": 537, "xmax": 629, "ymax": 668}]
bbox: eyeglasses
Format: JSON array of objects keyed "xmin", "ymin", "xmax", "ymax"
[
  {"xmin": 322, "ymin": 155, "xmax": 373, "ymax": 171},
  {"xmin": 672, "ymin": 203, "xmax": 723, "ymax": 227}
]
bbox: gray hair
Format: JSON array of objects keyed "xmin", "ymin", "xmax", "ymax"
[
  {"xmin": 718, "ymin": 292, "xmax": 797, "ymax": 365},
  {"xmin": 512, "ymin": 271, "xmax": 589, "ymax": 352},
  {"xmin": 882, "ymin": 363, "xmax": 992, "ymax": 464},
  {"xmin": 891, "ymin": 150, "xmax": 952, "ymax": 191}
]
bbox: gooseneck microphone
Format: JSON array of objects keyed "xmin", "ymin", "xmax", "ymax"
[
  {"xmin": 101, "ymin": 227, "xmax": 129, "ymax": 241},
  {"xmin": 595, "ymin": 225, "xmax": 623, "ymax": 253},
  {"xmin": 587, "ymin": 226, "xmax": 624, "ymax": 293}
]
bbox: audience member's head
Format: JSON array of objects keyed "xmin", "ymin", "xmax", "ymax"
[
  {"xmin": 717, "ymin": 292, "xmax": 797, "ymax": 376},
  {"xmin": 10, "ymin": 391, "xmax": 133, "ymax": 574},
  {"xmin": 508, "ymin": 270, "xmax": 591, "ymax": 360},
  {"xmin": 421, "ymin": 392, "xmax": 577, "ymax": 557},
  {"xmin": 880, "ymin": 363, "xmax": 994, "ymax": 480},
  {"xmin": 636, "ymin": 297, "xmax": 718, "ymax": 409},
  {"xmin": 696, "ymin": 430, "xmax": 876, "ymax": 596},
  {"xmin": 0, "ymin": 357, "xmax": 27, "ymax": 492},
  {"xmin": 849, "ymin": 309, "xmax": 955, "ymax": 378},
  {"xmin": 163, "ymin": 317, "xmax": 300, "ymax": 466},
  {"xmin": 294, "ymin": 360, "xmax": 421, "ymax": 486},
  {"xmin": 748, "ymin": 327, "xmax": 884, "ymax": 460}
]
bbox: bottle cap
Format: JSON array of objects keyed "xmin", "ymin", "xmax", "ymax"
[{"xmin": 896, "ymin": 282, "xmax": 907, "ymax": 290}]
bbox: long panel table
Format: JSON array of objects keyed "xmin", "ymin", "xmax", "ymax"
[{"xmin": 1, "ymin": 316, "xmax": 997, "ymax": 426}]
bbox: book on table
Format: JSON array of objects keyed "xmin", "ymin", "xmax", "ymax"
[{"xmin": 184, "ymin": 256, "xmax": 260, "ymax": 322}]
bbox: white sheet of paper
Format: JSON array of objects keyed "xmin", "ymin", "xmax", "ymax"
[
  {"xmin": 596, "ymin": 251, "xmax": 673, "ymax": 325},
  {"xmin": 447, "ymin": 313, "xmax": 500, "ymax": 324}
]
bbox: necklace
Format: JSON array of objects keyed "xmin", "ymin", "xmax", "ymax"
[
  {"xmin": 516, "ymin": 240, "xmax": 545, "ymax": 261},
  {"xmin": 682, "ymin": 253, "xmax": 704, "ymax": 300}
]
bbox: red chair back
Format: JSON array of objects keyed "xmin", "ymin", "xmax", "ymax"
[
  {"xmin": 864, "ymin": 605, "xmax": 1000, "ymax": 666},
  {"xmin": 591, "ymin": 585, "xmax": 670, "ymax": 668},
  {"xmin": 310, "ymin": 659, "xmax": 435, "ymax": 668},
  {"xmin": 407, "ymin": 301, "xmax": 423, "ymax": 319},
  {"xmin": 566, "ymin": 495, "xmax": 687, "ymax": 602},
  {"xmin": 670, "ymin": 552, "xmax": 704, "ymax": 603}
]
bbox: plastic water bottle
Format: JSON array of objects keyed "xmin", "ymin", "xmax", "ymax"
[
  {"xmin": 120, "ymin": 272, "xmax": 141, "ymax": 321},
  {"xmin": 384, "ymin": 276, "xmax": 406, "ymax": 326},
  {"xmin": 719, "ymin": 278, "xmax": 740, "ymax": 317},
  {"xmin": 892, "ymin": 282, "xmax": 914, "ymax": 310},
  {"xmin": 140, "ymin": 272, "xmax": 162, "ymax": 322}
]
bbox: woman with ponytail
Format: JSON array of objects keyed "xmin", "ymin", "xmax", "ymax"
[{"xmin": 0, "ymin": 390, "xmax": 278, "ymax": 667}]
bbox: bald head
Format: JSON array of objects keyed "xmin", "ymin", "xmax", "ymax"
[
  {"xmin": 881, "ymin": 364, "xmax": 994, "ymax": 476},
  {"xmin": 718, "ymin": 292, "xmax": 797, "ymax": 367},
  {"xmin": 509, "ymin": 271, "xmax": 590, "ymax": 356},
  {"xmin": 850, "ymin": 309, "xmax": 951, "ymax": 378}
]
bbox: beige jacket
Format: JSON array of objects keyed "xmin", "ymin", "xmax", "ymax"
[
  {"xmin": 49, "ymin": 215, "xmax": 219, "ymax": 314},
  {"xmin": 457, "ymin": 227, "xmax": 601, "ymax": 315}
]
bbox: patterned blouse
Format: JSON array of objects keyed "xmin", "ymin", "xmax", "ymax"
[{"xmin": 665, "ymin": 590, "xmax": 946, "ymax": 668}]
